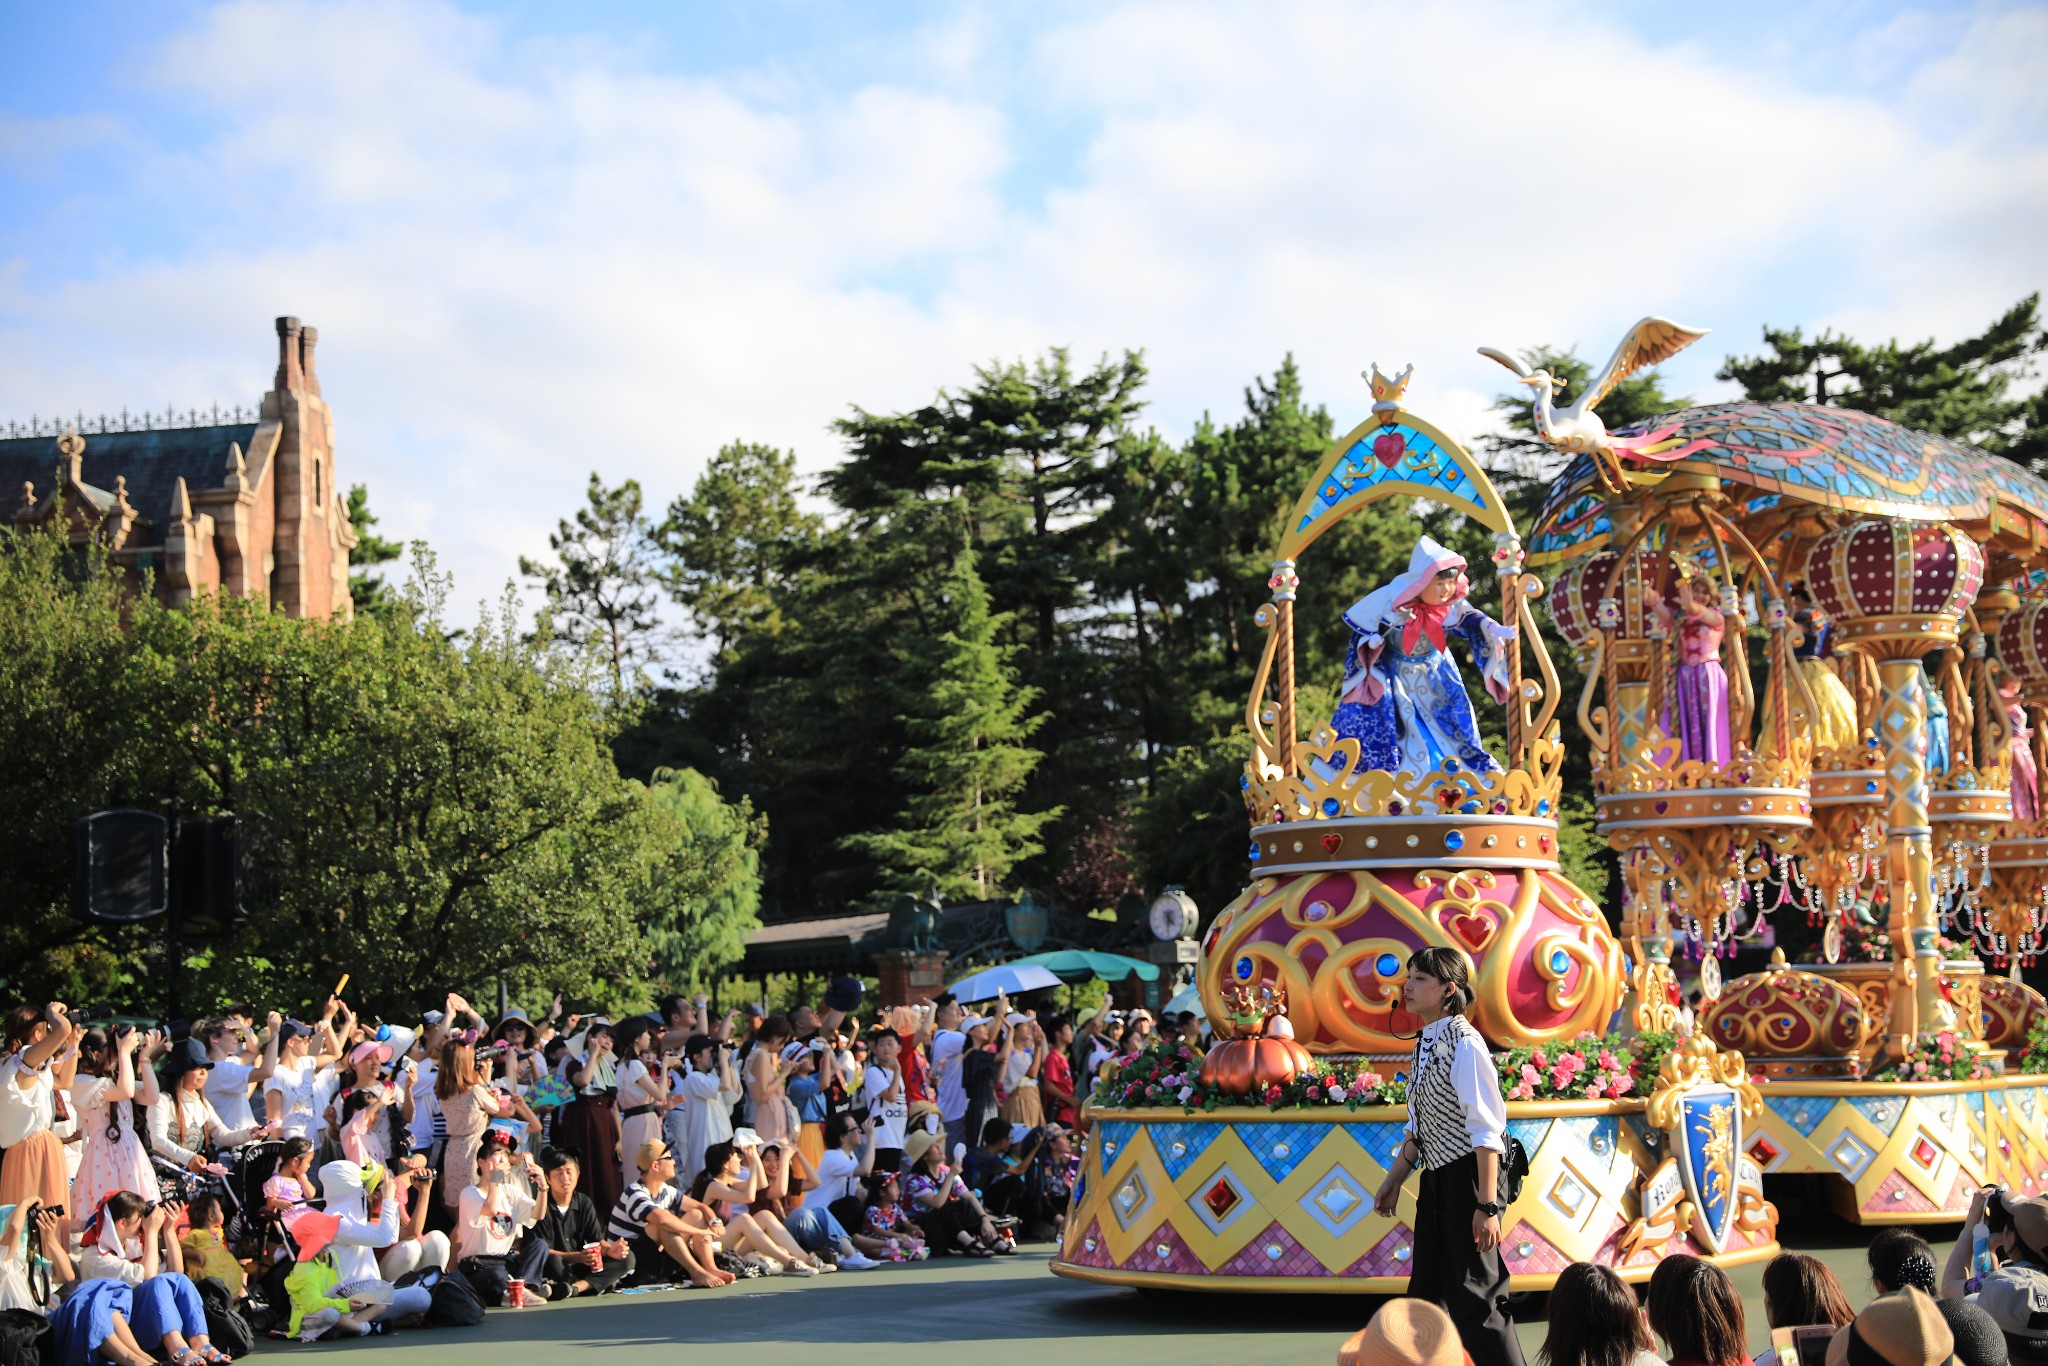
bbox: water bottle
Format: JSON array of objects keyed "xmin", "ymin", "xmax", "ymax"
[{"xmin": 1971, "ymin": 1217, "xmax": 1994, "ymax": 1293}]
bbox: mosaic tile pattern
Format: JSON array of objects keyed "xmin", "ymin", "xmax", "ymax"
[
  {"xmin": 1847, "ymin": 1096, "xmax": 1906, "ymax": 1136},
  {"xmin": 1342, "ymin": 1225, "xmax": 1419, "ymax": 1278},
  {"xmin": 1115, "ymin": 1219, "xmax": 1209, "ymax": 1276},
  {"xmin": 1764, "ymin": 1095, "xmax": 1836, "ymax": 1137},
  {"xmin": 1299, "ymin": 1165, "xmax": 1374, "ymax": 1239},
  {"xmin": 1862, "ymin": 1169, "xmax": 1940, "ymax": 1215},
  {"xmin": 1154, "ymin": 1122, "xmax": 1223, "ymax": 1182},
  {"xmin": 1345, "ymin": 1121, "xmax": 1407, "ymax": 1172},
  {"xmin": 1502, "ymin": 1219, "xmax": 1574, "ymax": 1275},
  {"xmin": 1216, "ymin": 1220, "xmax": 1332, "ymax": 1278},
  {"xmin": 1507, "ymin": 1118, "xmax": 1553, "ymax": 1157},
  {"xmin": 1095, "ymin": 1121, "xmax": 1137, "ymax": 1176},
  {"xmin": 1069, "ymin": 1218, "xmax": 1114, "ymax": 1269},
  {"xmin": 1238, "ymin": 1122, "xmax": 1330, "ymax": 1183},
  {"xmin": 1296, "ymin": 421, "xmax": 1488, "ymax": 542},
  {"xmin": 1548, "ymin": 1116, "xmax": 1625, "ymax": 1175}
]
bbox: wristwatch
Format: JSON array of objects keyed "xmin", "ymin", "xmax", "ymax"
[{"xmin": 1475, "ymin": 1200, "xmax": 1503, "ymax": 1217}]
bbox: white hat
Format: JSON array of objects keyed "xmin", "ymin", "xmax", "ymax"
[
  {"xmin": 733, "ymin": 1127, "xmax": 762, "ymax": 1149},
  {"xmin": 1004, "ymin": 1012, "xmax": 1029, "ymax": 1026},
  {"xmin": 779, "ymin": 1041, "xmax": 810, "ymax": 1063},
  {"xmin": 961, "ymin": 1015, "xmax": 990, "ymax": 1034}
]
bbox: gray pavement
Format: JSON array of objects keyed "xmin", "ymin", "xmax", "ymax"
[{"xmin": 278, "ymin": 1195, "xmax": 1958, "ymax": 1366}]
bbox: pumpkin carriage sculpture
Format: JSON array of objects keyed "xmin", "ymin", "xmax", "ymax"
[{"xmin": 1053, "ymin": 316, "xmax": 2048, "ymax": 1298}]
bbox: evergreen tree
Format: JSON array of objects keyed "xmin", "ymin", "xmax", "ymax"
[
  {"xmin": 651, "ymin": 441, "xmax": 818, "ymax": 661},
  {"xmin": 840, "ymin": 545, "xmax": 1058, "ymax": 901},
  {"xmin": 637, "ymin": 766, "xmax": 765, "ymax": 990},
  {"xmin": 1718, "ymin": 294, "xmax": 2044, "ymax": 462},
  {"xmin": 520, "ymin": 473, "xmax": 665, "ymax": 692},
  {"xmin": 344, "ymin": 484, "xmax": 404, "ymax": 622}
]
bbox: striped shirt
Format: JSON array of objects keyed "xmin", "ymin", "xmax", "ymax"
[
  {"xmin": 607, "ymin": 1180, "xmax": 681, "ymax": 1241},
  {"xmin": 1404, "ymin": 1014, "xmax": 1507, "ymax": 1171}
]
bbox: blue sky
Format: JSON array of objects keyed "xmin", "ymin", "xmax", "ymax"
[{"xmin": 2, "ymin": 0, "xmax": 2043, "ymax": 615}]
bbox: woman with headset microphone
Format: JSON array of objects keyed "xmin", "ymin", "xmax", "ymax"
[{"xmin": 1371, "ymin": 946, "xmax": 1523, "ymax": 1366}]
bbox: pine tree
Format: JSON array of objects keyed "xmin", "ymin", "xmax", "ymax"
[
  {"xmin": 651, "ymin": 441, "xmax": 818, "ymax": 660},
  {"xmin": 520, "ymin": 473, "xmax": 665, "ymax": 692},
  {"xmin": 842, "ymin": 545, "xmax": 1060, "ymax": 901},
  {"xmin": 344, "ymin": 484, "xmax": 404, "ymax": 621}
]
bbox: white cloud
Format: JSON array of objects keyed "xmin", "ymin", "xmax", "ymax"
[{"xmin": 0, "ymin": 0, "xmax": 2042, "ymax": 622}]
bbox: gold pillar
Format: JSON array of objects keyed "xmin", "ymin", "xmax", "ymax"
[
  {"xmin": 1270, "ymin": 560, "xmax": 1298, "ymax": 770},
  {"xmin": 1875, "ymin": 657, "xmax": 1951, "ymax": 1052}
]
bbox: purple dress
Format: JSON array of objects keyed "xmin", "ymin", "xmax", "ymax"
[{"xmin": 1668, "ymin": 609, "xmax": 1730, "ymax": 765}]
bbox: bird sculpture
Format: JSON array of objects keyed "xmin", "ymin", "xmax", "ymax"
[{"xmin": 1480, "ymin": 316, "xmax": 1710, "ymax": 492}]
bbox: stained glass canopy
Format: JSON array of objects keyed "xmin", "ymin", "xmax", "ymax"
[{"xmin": 1526, "ymin": 402, "xmax": 2048, "ymax": 566}]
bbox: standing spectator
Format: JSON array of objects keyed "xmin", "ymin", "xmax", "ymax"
[
  {"xmin": 72, "ymin": 1027, "xmax": 163, "ymax": 1217},
  {"xmin": 1122, "ymin": 1009, "xmax": 1155, "ymax": 1054},
  {"xmin": 553, "ymin": 1021, "xmax": 622, "ymax": 1217},
  {"xmin": 438, "ymin": 1031, "xmax": 512, "ymax": 1218},
  {"xmin": 674, "ymin": 1034, "xmax": 740, "ymax": 1194},
  {"xmin": 1755, "ymin": 1254, "xmax": 1854, "ymax": 1366},
  {"xmin": 262, "ymin": 1019, "xmax": 330, "ymax": 1144},
  {"xmin": 1001, "ymin": 1018, "xmax": 1045, "ymax": 1129},
  {"xmin": 959, "ymin": 1014, "xmax": 1010, "ymax": 1165},
  {"xmin": 928, "ymin": 997, "xmax": 970, "ymax": 1159},
  {"xmin": 196, "ymin": 1013, "xmax": 273, "ymax": 1133},
  {"xmin": 1038, "ymin": 1015, "xmax": 1077, "ymax": 1128},
  {"xmin": 606, "ymin": 1141, "xmax": 731, "ymax": 1289},
  {"xmin": 533, "ymin": 1147, "xmax": 635, "ymax": 1298},
  {"xmin": 615, "ymin": 1021, "xmax": 670, "ymax": 1192},
  {"xmin": 783, "ymin": 1040, "xmax": 831, "ymax": 1170},
  {"xmin": 655, "ymin": 996, "xmax": 701, "ymax": 1058},
  {"xmin": 454, "ymin": 1138, "xmax": 548, "ymax": 1306},
  {"xmin": 1538, "ymin": 1263, "xmax": 1663, "ymax": 1366},
  {"xmin": 865, "ymin": 1031, "xmax": 908, "ymax": 1174},
  {"xmin": 1, "ymin": 1002, "xmax": 77, "ymax": 1238},
  {"xmin": 744, "ymin": 1017, "xmax": 795, "ymax": 1150},
  {"xmin": 1647, "ymin": 1255, "xmax": 1752, "ymax": 1366}
]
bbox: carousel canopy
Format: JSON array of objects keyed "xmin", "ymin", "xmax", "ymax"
[{"xmin": 1527, "ymin": 402, "xmax": 2048, "ymax": 566}]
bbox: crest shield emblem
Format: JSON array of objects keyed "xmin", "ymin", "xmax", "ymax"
[
  {"xmin": 1006, "ymin": 894, "xmax": 1050, "ymax": 953},
  {"xmin": 1674, "ymin": 1084, "xmax": 1741, "ymax": 1255}
]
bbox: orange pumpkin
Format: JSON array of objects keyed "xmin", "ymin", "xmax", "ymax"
[{"xmin": 1199, "ymin": 1033, "xmax": 1315, "ymax": 1096}]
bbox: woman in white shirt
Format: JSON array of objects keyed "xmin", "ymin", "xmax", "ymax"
[
  {"xmin": 72, "ymin": 1028, "xmax": 163, "ymax": 1220},
  {"xmin": 454, "ymin": 1140, "xmax": 547, "ymax": 1306},
  {"xmin": 1371, "ymin": 946, "xmax": 1520, "ymax": 1366},
  {"xmin": 614, "ymin": 1021, "xmax": 671, "ymax": 1193},
  {"xmin": 674, "ymin": 1035, "xmax": 739, "ymax": 1196},
  {"xmin": 262, "ymin": 1021, "xmax": 331, "ymax": 1143},
  {"xmin": 1, "ymin": 1003, "xmax": 77, "ymax": 1238},
  {"xmin": 999, "ymin": 1017, "xmax": 1045, "ymax": 1128},
  {"xmin": 151, "ymin": 1045, "xmax": 267, "ymax": 1175},
  {"xmin": 74, "ymin": 1191, "xmax": 227, "ymax": 1364}
]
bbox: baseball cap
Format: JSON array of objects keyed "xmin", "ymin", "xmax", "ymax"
[
  {"xmin": 780, "ymin": 1041, "xmax": 810, "ymax": 1064},
  {"xmin": 1977, "ymin": 1264, "xmax": 2048, "ymax": 1349},
  {"xmin": 278, "ymin": 1019, "xmax": 314, "ymax": 1042}
]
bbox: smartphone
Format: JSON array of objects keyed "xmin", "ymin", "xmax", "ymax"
[{"xmin": 1771, "ymin": 1326, "xmax": 1833, "ymax": 1366}]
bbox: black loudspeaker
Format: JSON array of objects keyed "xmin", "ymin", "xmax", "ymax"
[
  {"xmin": 72, "ymin": 809, "xmax": 168, "ymax": 923},
  {"xmin": 174, "ymin": 817, "xmax": 243, "ymax": 932}
]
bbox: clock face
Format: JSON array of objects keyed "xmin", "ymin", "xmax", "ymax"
[{"xmin": 1149, "ymin": 894, "xmax": 1186, "ymax": 941}]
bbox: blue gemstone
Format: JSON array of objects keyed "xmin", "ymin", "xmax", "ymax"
[
  {"xmin": 1321, "ymin": 798, "xmax": 1341, "ymax": 817},
  {"xmin": 1240, "ymin": 774, "xmax": 1251, "ymax": 789},
  {"xmin": 1235, "ymin": 958, "xmax": 1255, "ymax": 981},
  {"xmin": 1537, "ymin": 799, "xmax": 1551, "ymax": 816},
  {"xmin": 1444, "ymin": 830, "xmax": 1465, "ymax": 851},
  {"xmin": 1865, "ymin": 781, "xmax": 1879, "ymax": 793},
  {"xmin": 1377, "ymin": 953, "xmax": 1402, "ymax": 978},
  {"xmin": 1548, "ymin": 948, "xmax": 1571, "ymax": 974},
  {"xmin": 1461, "ymin": 800, "xmax": 1481, "ymax": 814},
  {"xmin": 1248, "ymin": 842, "xmax": 1262, "ymax": 860},
  {"xmin": 1444, "ymin": 757, "xmax": 1460, "ymax": 773}
]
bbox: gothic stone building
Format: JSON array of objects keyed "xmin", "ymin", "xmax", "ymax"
[{"xmin": 0, "ymin": 316, "xmax": 356, "ymax": 619}]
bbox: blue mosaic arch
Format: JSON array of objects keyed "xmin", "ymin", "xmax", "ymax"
[{"xmin": 1278, "ymin": 407, "xmax": 1515, "ymax": 562}]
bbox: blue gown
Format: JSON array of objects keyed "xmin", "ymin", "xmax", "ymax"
[{"xmin": 1329, "ymin": 599, "xmax": 1512, "ymax": 778}]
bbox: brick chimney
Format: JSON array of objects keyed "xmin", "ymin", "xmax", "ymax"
[
  {"xmin": 299, "ymin": 325, "xmax": 321, "ymax": 396},
  {"xmin": 274, "ymin": 316, "xmax": 303, "ymax": 392}
]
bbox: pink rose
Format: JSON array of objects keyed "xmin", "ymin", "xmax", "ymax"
[
  {"xmin": 1938, "ymin": 1031, "xmax": 1958, "ymax": 1054},
  {"xmin": 1511, "ymin": 1080, "xmax": 1535, "ymax": 1100},
  {"xmin": 1598, "ymin": 1051, "xmax": 1620, "ymax": 1072},
  {"xmin": 1530, "ymin": 1049, "xmax": 1547, "ymax": 1069},
  {"xmin": 1550, "ymin": 1066, "xmax": 1573, "ymax": 1091},
  {"xmin": 1307, "ymin": 1084, "xmax": 1323, "ymax": 1100},
  {"xmin": 1520, "ymin": 1063, "xmax": 1542, "ymax": 1086}
]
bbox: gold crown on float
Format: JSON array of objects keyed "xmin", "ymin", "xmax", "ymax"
[
  {"xmin": 1591, "ymin": 736, "xmax": 1811, "ymax": 797},
  {"xmin": 1366, "ymin": 362, "xmax": 1414, "ymax": 412},
  {"xmin": 1244, "ymin": 725, "xmax": 1564, "ymax": 824}
]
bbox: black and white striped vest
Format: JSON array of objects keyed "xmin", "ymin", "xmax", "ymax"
[{"xmin": 1407, "ymin": 1014, "xmax": 1485, "ymax": 1171}]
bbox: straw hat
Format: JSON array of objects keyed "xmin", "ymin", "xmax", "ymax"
[
  {"xmin": 904, "ymin": 1129, "xmax": 943, "ymax": 1166},
  {"xmin": 1337, "ymin": 1298, "xmax": 1464, "ymax": 1366},
  {"xmin": 1827, "ymin": 1288, "xmax": 1958, "ymax": 1366}
]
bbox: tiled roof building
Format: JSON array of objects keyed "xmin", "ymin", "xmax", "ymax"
[{"xmin": 0, "ymin": 316, "xmax": 356, "ymax": 618}]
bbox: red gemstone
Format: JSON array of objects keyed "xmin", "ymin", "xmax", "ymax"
[
  {"xmin": 1373, "ymin": 432, "xmax": 1405, "ymax": 468},
  {"xmin": 1538, "ymin": 835, "xmax": 1553, "ymax": 853},
  {"xmin": 1747, "ymin": 1134, "xmax": 1781, "ymax": 1167},
  {"xmin": 1204, "ymin": 1178, "xmax": 1240, "ymax": 1218},
  {"xmin": 1322, "ymin": 833, "xmax": 1343, "ymax": 854},
  {"xmin": 1912, "ymin": 1136, "xmax": 1938, "ymax": 1167}
]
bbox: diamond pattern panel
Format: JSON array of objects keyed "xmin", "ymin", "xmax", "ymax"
[
  {"xmin": 1345, "ymin": 1121, "xmax": 1408, "ymax": 1172},
  {"xmin": 1764, "ymin": 1095, "xmax": 1835, "ymax": 1137},
  {"xmin": 1154, "ymin": 1123, "xmax": 1223, "ymax": 1182},
  {"xmin": 1070, "ymin": 1218, "xmax": 1114, "ymax": 1269},
  {"xmin": 1107, "ymin": 1166, "xmax": 1157, "ymax": 1232},
  {"xmin": 1237, "ymin": 1123, "xmax": 1327, "ymax": 1183},
  {"xmin": 1829, "ymin": 1129, "xmax": 1878, "ymax": 1182},
  {"xmin": 1862, "ymin": 1168, "xmax": 1940, "ymax": 1215},
  {"xmin": 1184, "ymin": 1163, "xmax": 1258, "ymax": 1238},
  {"xmin": 1114, "ymin": 1218, "xmax": 1209, "ymax": 1276},
  {"xmin": 1544, "ymin": 1116, "xmax": 1625, "ymax": 1176},
  {"xmin": 1502, "ymin": 1220, "xmax": 1573, "ymax": 1275},
  {"xmin": 1967, "ymin": 1092, "xmax": 1988, "ymax": 1122},
  {"xmin": 1095, "ymin": 1121, "xmax": 1137, "ymax": 1176},
  {"xmin": 1848, "ymin": 1096, "xmax": 1906, "ymax": 1136},
  {"xmin": 1215, "ymin": 1220, "xmax": 1333, "ymax": 1278},
  {"xmin": 1342, "ymin": 1226, "xmax": 1417, "ymax": 1278},
  {"xmin": 1299, "ymin": 1165, "xmax": 1373, "ymax": 1239}
]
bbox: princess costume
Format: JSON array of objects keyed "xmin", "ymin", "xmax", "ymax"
[
  {"xmin": 1761, "ymin": 601, "xmax": 1859, "ymax": 755},
  {"xmin": 1665, "ymin": 583, "xmax": 1730, "ymax": 766},
  {"xmin": 1326, "ymin": 537, "xmax": 1516, "ymax": 781},
  {"xmin": 2006, "ymin": 685, "xmax": 2038, "ymax": 822}
]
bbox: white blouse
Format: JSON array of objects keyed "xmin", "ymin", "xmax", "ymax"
[
  {"xmin": 0, "ymin": 1055, "xmax": 54, "ymax": 1148},
  {"xmin": 1403, "ymin": 1014, "xmax": 1507, "ymax": 1170}
]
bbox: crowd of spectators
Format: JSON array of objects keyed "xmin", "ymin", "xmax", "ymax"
[
  {"xmin": 1342, "ymin": 1187, "xmax": 2048, "ymax": 1366},
  {"xmin": 0, "ymin": 981, "xmax": 1104, "ymax": 1359}
]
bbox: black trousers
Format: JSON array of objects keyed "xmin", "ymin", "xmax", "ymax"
[
  {"xmin": 1408, "ymin": 1152, "xmax": 1524, "ymax": 1366},
  {"xmin": 459, "ymin": 1238, "xmax": 551, "ymax": 1305},
  {"xmin": 547, "ymin": 1247, "xmax": 635, "ymax": 1296},
  {"xmin": 979, "ymin": 1173, "xmax": 1025, "ymax": 1221}
]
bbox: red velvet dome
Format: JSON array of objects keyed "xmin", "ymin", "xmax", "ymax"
[{"xmin": 1806, "ymin": 520, "xmax": 1983, "ymax": 648}]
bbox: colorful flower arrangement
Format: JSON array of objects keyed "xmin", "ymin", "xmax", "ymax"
[
  {"xmin": 1868, "ymin": 1030, "xmax": 1994, "ymax": 1082},
  {"xmin": 1091, "ymin": 1031, "xmax": 1677, "ymax": 1113},
  {"xmin": 2022, "ymin": 1014, "xmax": 2048, "ymax": 1075}
]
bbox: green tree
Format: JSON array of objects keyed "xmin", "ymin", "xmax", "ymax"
[
  {"xmin": 840, "ymin": 545, "xmax": 1058, "ymax": 900},
  {"xmin": 521, "ymin": 473, "xmax": 664, "ymax": 692},
  {"xmin": 344, "ymin": 483, "xmax": 404, "ymax": 622},
  {"xmin": 651, "ymin": 442, "xmax": 819, "ymax": 660},
  {"xmin": 636, "ymin": 766, "xmax": 765, "ymax": 991},
  {"xmin": 1718, "ymin": 294, "xmax": 2045, "ymax": 462}
]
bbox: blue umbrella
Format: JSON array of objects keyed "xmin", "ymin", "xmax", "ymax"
[{"xmin": 946, "ymin": 962, "xmax": 1064, "ymax": 1002}]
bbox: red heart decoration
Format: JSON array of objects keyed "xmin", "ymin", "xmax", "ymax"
[
  {"xmin": 1373, "ymin": 432, "xmax": 1406, "ymax": 468},
  {"xmin": 1445, "ymin": 909, "xmax": 1494, "ymax": 950},
  {"xmin": 1320, "ymin": 833, "xmax": 1343, "ymax": 854}
]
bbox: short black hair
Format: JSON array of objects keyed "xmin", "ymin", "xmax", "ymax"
[
  {"xmin": 658, "ymin": 995, "xmax": 691, "ymax": 1024},
  {"xmin": 540, "ymin": 1146, "xmax": 582, "ymax": 1174},
  {"xmin": 1867, "ymin": 1228, "xmax": 1938, "ymax": 1294},
  {"xmin": 981, "ymin": 1118, "xmax": 1011, "ymax": 1147},
  {"xmin": 186, "ymin": 1191, "xmax": 223, "ymax": 1227}
]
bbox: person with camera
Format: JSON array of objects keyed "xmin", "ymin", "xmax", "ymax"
[
  {"xmin": 553, "ymin": 1019, "xmax": 623, "ymax": 1216},
  {"xmin": 454, "ymin": 1135, "xmax": 548, "ymax": 1307},
  {"xmin": 1944, "ymin": 1185, "xmax": 2048, "ymax": 1298},
  {"xmin": 192, "ymin": 1013, "xmax": 274, "ymax": 1135},
  {"xmin": 688, "ymin": 1133, "xmax": 831, "ymax": 1275},
  {"xmin": 72, "ymin": 1190, "xmax": 229, "ymax": 1363},
  {"xmin": 2, "ymin": 1002, "xmax": 79, "ymax": 1247},
  {"xmin": 958, "ymin": 1009, "xmax": 1012, "ymax": 1168},
  {"xmin": 863, "ymin": 1028, "xmax": 909, "ymax": 1176},
  {"xmin": 1371, "ymin": 946, "xmax": 1521, "ymax": 1366},
  {"xmin": 0, "ymin": 1199, "xmax": 73, "ymax": 1314},
  {"xmin": 149, "ymin": 1043, "xmax": 271, "ymax": 1179},
  {"xmin": 614, "ymin": 1020, "xmax": 672, "ymax": 1194},
  {"xmin": 436, "ymin": 1031, "xmax": 513, "ymax": 1220},
  {"xmin": 532, "ymin": 1146, "xmax": 635, "ymax": 1298},
  {"xmin": 261, "ymin": 1018, "xmax": 332, "ymax": 1145},
  {"xmin": 743, "ymin": 1016, "xmax": 796, "ymax": 1151},
  {"xmin": 317, "ymin": 1156, "xmax": 445, "ymax": 1304},
  {"xmin": 675, "ymin": 1033, "xmax": 739, "ymax": 1197},
  {"xmin": 73, "ymin": 1026, "xmax": 166, "ymax": 1220}
]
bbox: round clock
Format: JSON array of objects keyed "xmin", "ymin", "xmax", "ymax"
[{"xmin": 1150, "ymin": 888, "xmax": 1196, "ymax": 941}]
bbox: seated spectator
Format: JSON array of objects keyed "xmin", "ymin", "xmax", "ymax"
[
  {"xmin": 962, "ymin": 1119, "xmax": 1040, "ymax": 1224},
  {"xmin": 317, "ymin": 1159, "xmax": 444, "ymax": 1308},
  {"xmin": 532, "ymin": 1147, "xmax": 635, "ymax": 1298},
  {"xmin": 73, "ymin": 1192, "xmax": 228, "ymax": 1362},
  {"xmin": 1825, "ymin": 1288, "xmax": 1956, "ymax": 1366},
  {"xmin": 176, "ymin": 1193, "xmax": 244, "ymax": 1298},
  {"xmin": 1024, "ymin": 1125, "xmax": 1078, "ymax": 1241},
  {"xmin": 606, "ymin": 1140, "xmax": 731, "ymax": 1289},
  {"xmin": 454, "ymin": 1137, "xmax": 548, "ymax": 1307},
  {"xmin": 858, "ymin": 1173, "xmax": 928, "ymax": 1261},
  {"xmin": 815, "ymin": 1112, "xmax": 880, "ymax": 1240},
  {"xmin": 0, "ymin": 1199, "xmax": 72, "ymax": 1316},
  {"xmin": 1949, "ymin": 1190, "xmax": 2048, "ymax": 1298},
  {"xmin": 1648, "ymin": 1254, "xmax": 1751, "ymax": 1366},
  {"xmin": 263, "ymin": 1137, "xmax": 319, "ymax": 1233},
  {"xmin": 751, "ymin": 1140, "xmax": 876, "ymax": 1269},
  {"xmin": 687, "ymin": 1136, "xmax": 829, "ymax": 1275},
  {"xmin": 1339, "ymin": 1297, "xmax": 1465, "ymax": 1366},
  {"xmin": 150, "ymin": 1043, "xmax": 266, "ymax": 1177},
  {"xmin": 1539, "ymin": 1261, "xmax": 1662, "ymax": 1366},
  {"xmin": 1756, "ymin": 1254, "xmax": 1855, "ymax": 1366},
  {"xmin": 281, "ymin": 1211, "xmax": 391, "ymax": 1341},
  {"xmin": 1873, "ymin": 1228, "xmax": 1942, "ymax": 1297},
  {"xmin": 902, "ymin": 1129, "xmax": 1008, "ymax": 1257},
  {"xmin": 1933, "ymin": 1297, "xmax": 2011, "ymax": 1366}
]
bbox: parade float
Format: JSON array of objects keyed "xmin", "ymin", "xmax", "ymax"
[{"xmin": 1050, "ymin": 319, "xmax": 2048, "ymax": 1295}]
